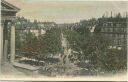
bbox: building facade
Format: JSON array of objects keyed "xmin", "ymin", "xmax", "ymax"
[
  {"xmin": 1, "ymin": 0, "xmax": 20, "ymax": 65},
  {"xmin": 95, "ymin": 13, "xmax": 127, "ymax": 49}
]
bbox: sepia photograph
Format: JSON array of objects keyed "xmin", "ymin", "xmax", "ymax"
[{"xmin": 0, "ymin": 0, "xmax": 128, "ymax": 81}]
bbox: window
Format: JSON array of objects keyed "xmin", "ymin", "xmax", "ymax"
[
  {"xmin": 124, "ymin": 34, "xmax": 127, "ymax": 38},
  {"xmin": 108, "ymin": 22, "xmax": 113, "ymax": 27},
  {"xmin": 103, "ymin": 23, "xmax": 106, "ymax": 27},
  {"xmin": 115, "ymin": 34, "xmax": 118, "ymax": 38},
  {"xmin": 103, "ymin": 23, "xmax": 108, "ymax": 27},
  {"xmin": 114, "ymin": 39, "xmax": 118, "ymax": 45},
  {"xmin": 122, "ymin": 23, "xmax": 127, "ymax": 27},
  {"xmin": 113, "ymin": 23, "xmax": 116, "ymax": 27},
  {"xmin": 120, "ymin": 35, "xmax": 125, "ymax": 38},
  {"xmin": 108, "ymin": 22, "xmax": 111, "ymax": 26},
  {"xmin": 118, "ymin": 39, "xmax": 121, "ymax": 45},
  {"xmin": 118, "ymin": 34, "xmax": 121, "ymax": 38},
  {"xmin": 101, "ymin": 28, "xmax": 104, "ymax": 32},
  {"xmin": 113, "ymin": 34, "xmax": 116, "ymax": 37},
  {"xmin": 116, "ymin": 23, "xmax": 121, "ymax": 27},
  {"xmin": 111, "ymin": 23, "xmax": 113, "ymax": 26},
  {"xmin": 110, "ymin": 28, "xmax": 113, "ymax": 32},
  {"xmin": 104, "ymin": 28, "xmax": 106, "ymax": 32},
  {"xmin": 115, "ymin": 28, "xmax": 119, "ymax": 32},
  {"xmin": 124, "ymin": 28, "xmax": 127, "ymax": 32},
  {"xmin": 105, "ymin": 34, "xmax": 108, "ymax": 37},
  {"xmin": 109, "ymin": 34, "xmax": 113, "ymax": 37}
]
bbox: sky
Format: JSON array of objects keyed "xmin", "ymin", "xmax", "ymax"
[{"xmin": 5, "ymin": 0, "xmax": 128, "ymax": 24}]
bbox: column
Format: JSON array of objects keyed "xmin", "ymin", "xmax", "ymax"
[
  {"xmin": 4, "ymin": 40, "xmax": 8, "ymax": 62},
  {"xmin": 10, "ymin": 25, "xmax": 15, "ymax": 63},
  {"xmin": 4, "ymin": 21, "xmax": 8, "ymax": 62},
  {"xmin": 0, "ymin": 22, "xmax": 4, "ymax": 74}
]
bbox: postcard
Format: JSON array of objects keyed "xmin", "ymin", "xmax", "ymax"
[{"xmin": 0, "ymin": 0, "xmax": 127, "ymax": 81}]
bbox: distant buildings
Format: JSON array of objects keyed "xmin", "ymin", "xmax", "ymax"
[
  {"xmin": 24, "ymin": 28, "xmax": 46, "ymax": 37},
  {"xmin": 16, "ymin": 18, "xmax": 57, "ymax": 37},
  {"xmin": 26, "ymin": 22, "xmax": 57, "ymax": 37},
  {"xmin": 95, "ymin": 13, "xmax": 127, "ymax": 49}
]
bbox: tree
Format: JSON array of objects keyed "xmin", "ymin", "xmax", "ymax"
[{"xmin": 40, "ymin": 27, "xmax": 62, "ymax": 55}]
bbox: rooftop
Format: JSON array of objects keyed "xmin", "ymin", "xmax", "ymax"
[{"xmin": 1, "ymin": 0, "xmax": 20, "ymax": 12}]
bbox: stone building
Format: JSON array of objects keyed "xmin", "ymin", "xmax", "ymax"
[
  {"xmin": 95, "ymin": 13, "xmax": 127, "ymax": 49},
  {"xmin": 0, "ymin": 0, "xmax": 20, "ymax": 65}
]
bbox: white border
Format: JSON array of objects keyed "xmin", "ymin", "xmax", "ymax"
[{"xmin": 0, "ymin": 0, "xmax": 128, "ymax": 81}]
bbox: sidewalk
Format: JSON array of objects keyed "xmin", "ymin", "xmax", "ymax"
[{"xmin": 1, "ymin": 62, "xmax": 26, "ymax": 76}]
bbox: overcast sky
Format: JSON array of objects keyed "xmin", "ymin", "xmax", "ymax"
[{"xmin": 5, "ymin": 0, "xmax": 128, "ymax": 23}]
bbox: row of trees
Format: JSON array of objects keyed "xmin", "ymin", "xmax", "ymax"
[
  {"xmin": 16, "ymin": 27, "xmax": 62, "ymax": 55},
  {"xmin": 62, "ymin": 19, "xmax": 127, "ymax": 74},
  {"xmin": 15, "ymin": 17, "xmax": 127, "ymax": 75}
]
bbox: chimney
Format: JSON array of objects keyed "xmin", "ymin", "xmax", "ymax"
[
  {"xmin": 111, "ymin": 11, "xmax": 113, "ymax": 18},
  {"xmin": 126, "ymin": 12, "xmax": 128, "ymax": 18}
]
